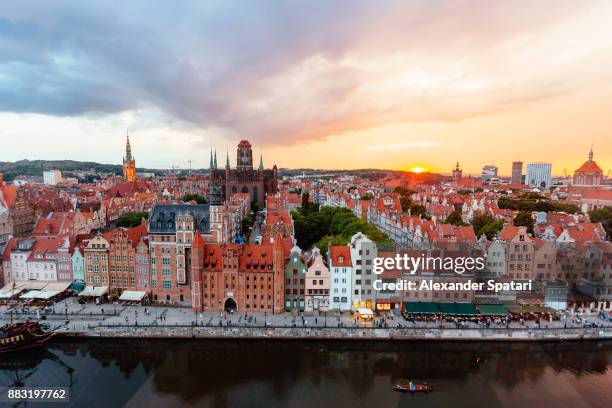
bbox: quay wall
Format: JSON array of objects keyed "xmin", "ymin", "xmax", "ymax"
[{"xmin": 61, "ymin": 325, "xmax": 612, "ymax": 342}]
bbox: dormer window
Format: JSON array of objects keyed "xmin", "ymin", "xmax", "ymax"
[{"xmin": 338, "ymin": 256, "xmax": 344, "ymax": 263}]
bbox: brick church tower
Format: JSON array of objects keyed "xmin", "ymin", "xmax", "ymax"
[
  {"xmin": 123, "ymin": 134, "xmax": 136, "ymax": 183},
  {"xmin": 236, "ymin": 140, "xmax": 253, "ymax": 170}
]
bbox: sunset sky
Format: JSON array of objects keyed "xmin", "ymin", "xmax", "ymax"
[{"xmin": 1, "ymin": 1, "xmax": 611, "ymax": 175}]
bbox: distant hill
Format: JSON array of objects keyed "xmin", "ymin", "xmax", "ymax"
[{"xmin": 0, "ymin": 159, "xmax": 159, "ymax": 181}]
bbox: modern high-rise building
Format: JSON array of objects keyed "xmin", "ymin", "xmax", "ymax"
[
  {"xmin": 43, "ymin": 170, "xmax": 62, "ymax": 186},
  {"xmin": 526, "ymin": 163, "xmax": 552, "ymax": 188},
  {"xmin": 481, "ymin": 165, "xmax": 498, "ymax": 181},
  {"xmin": 511, "ymin": 161, "xmax": 523, "ymax": 185}
]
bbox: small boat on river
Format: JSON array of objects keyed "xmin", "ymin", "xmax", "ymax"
[{"xmin": 393, "ymin": 382, "xmax": 432, "ymax": 393}]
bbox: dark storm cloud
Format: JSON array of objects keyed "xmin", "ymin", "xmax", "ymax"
[{"xmin": 0, "ymin": 0, "xmax": 603, "ymax": 145}]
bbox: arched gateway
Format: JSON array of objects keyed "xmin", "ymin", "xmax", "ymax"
[{"xmin": 224, "ymin": 297, "xmax": 237, "ymax": 312}]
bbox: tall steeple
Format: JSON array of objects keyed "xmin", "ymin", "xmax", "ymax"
[
  {"xmin": 589, "ymin": 145, "xmax": 594, "ymax": 162},
  {"xmin": 258, "ymin": 153, "xmax": 264, "ymax": 170},
  {"xmin": 225, "ymin": 147, "xmax": 230, "ymax": 170},
  {"xmin": 122, "ymin": 131, "xmax": 136, "ymax": 183},
  {"xmin": 452, "ymin": 161, "xmax": 462, "ymax": 181},
  {"xmin": 125, "ymin": 132, "xmax": 132, "ymax": 160},
  {"xmin": 209, "ymin": 149, "xmax": 214, "ymax": 170},
  {"xmin": 213, "ymin": 149, "xmax": 218, "ymax": 169}
]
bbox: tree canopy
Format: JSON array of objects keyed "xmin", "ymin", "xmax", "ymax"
[
  {"xmin": 292, "ymin": 205, "xmax": 390, "ymax": 252},
  {"xmin": 513, "ymin": 211, "xmax": 535, "ymax": 235},
  {"xmin": 443, "ymin": 210, "xmax": 465, "ymax": 226},
  {"xmin": 471, "ymin": 214, "xmax": 504, "ymax": 240},
  {"xmin": 182, "ymin": 193, "xmax": 208, "ymax": 204},
  {"xmin": 115, "ymin": 211, "xmax": 149, "ymax": 228},
  {"xmin": 589, "ymin": 206, "xmax": 612, "ymax": 239},
  {"xmin": 498, "ymin": 197, "xmax": 580, "ymax": 214}
]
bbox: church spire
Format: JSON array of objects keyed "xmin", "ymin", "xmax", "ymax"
[
  {"xmin": 225, "ymin": 147, "xmax": 230, "ymax": 170},
  {"xmin": 258, "ymin": 152, "xmax": 264, "ymax": 170},
  {"xmin": 209, "ymin": 149, "xmax": 214, "ymax": 170},
  {"xmin": 589, "ymin": 145, "xmax": 594, "ymax": 162},
  {"xmin": 213, "ymin": 149, "xmax": 218, "ymax": 169},
  {"xmin": 125, "ymin": 132, "xmax": 132, "ymax": 160}
]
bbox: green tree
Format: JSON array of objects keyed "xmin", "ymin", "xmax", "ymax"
[
  {"xmin": 471, "ymin": 214, "xmax": 505, "ymax": 240},
  {"xmin": 497, "ymin": 197, "xmax": 514, "ymax": 209},
  {"xmin": 292, "ymin": 205, "xmax": 390, "ymax": 250},
  {"xmin": 553, "ymin": 203, "xmax": 581, "ymax": 214},
  {"xmin": 513, "ymin": 211, "xmax": 535, "ymax": 235},
  {"xmin": 408, "ymin": 204, "xmax": 428, "ymax": 218},
  {"xmin": 115, "ymin": 212, "xmax": 148, "ymax": 228},
  {"xmin": 400, "ymin": 196, "xmax": 411, "ymax": 212},
  {"xmin": 360, "ymin": 193, "xmax": 374, "ymax": 200},
  {"xmin": 393, "ymin": 186, "xmax": 416, "ymax": 197},
  {"xmin": 444, "ymin": 210, "xmax": 464, "ymax": 226},
  {"xmin": 182, "ymin": 194, "xmax": 208, "ymax": 204},
  {"xmin": 589, "ymin": 206, "xmax": 612, "ymax": 238},
  {"xmin": 480, "ymin": 220, "xmax": 505, "ymax": 240},
  {"xmin": 251, "ymin": 201, "xmax": 260, "ymax": 213}
]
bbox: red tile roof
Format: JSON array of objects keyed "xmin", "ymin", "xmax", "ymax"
[
  {"xmin": 0, "ymin": 184, "xmax": 17, "ymax": 208},
  {"xmin": 575, "ymin": 160, "xmax": 603, "ymax": 173},
  {"xmin": 329, "ymin": 246, "xmax": 351, "ymax": 267}
]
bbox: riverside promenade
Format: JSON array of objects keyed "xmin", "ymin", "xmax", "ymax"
[{"xmin": 2, "ymin": 298, "xmax": 612, "ymax": 342}]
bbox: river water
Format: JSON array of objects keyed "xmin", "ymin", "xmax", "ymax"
[{"xmin": 1, "ymin": 339, "xmax": 610, "ymax": 407}]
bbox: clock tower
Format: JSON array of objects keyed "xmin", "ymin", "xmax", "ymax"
[
  {"xmin": 236, "ymin": 140, "xmax": 253, "ymax": 170},
  {"xmin": 123, "ymin": 133, "xmax": 137, "ymax": 183}
]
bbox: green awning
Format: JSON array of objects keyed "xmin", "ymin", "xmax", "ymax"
[
  {"xmin": 403, "ymin": 302, "xmax": 423, "ymax": 314},
  {"xmin": 419, "ymin": 302, "xmax": 441, "ymax": 314},
  {"xmin": 69, "ymin": 282, "xmax": 85, "ymax": 293},
  {"xmin": 477, "ymin": 304, "xmax": 508, "ymax": 316},
  {"xmin": 403, "ymin": 302, "xmax": 440, "ymax": 314},
  {"xmin": 438, "ymin": 302, "xmax": 459, "ymax": 315},
  {"xmin": 455, "ymin": 302, "xmax": 479, "ymax": 316}
]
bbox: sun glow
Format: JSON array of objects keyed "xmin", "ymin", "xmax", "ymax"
[{"xmin": 408, "ymin": 166, "xmax": 426, "ymax": 173}]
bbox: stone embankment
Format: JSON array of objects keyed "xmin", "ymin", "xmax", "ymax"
[{"xmin": 62, "ymin": 325, "xmax": 612, "ymax": 342}]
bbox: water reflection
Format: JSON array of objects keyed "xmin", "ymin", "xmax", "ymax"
[{"xmin": 1, "ymin": 340, "xmax": 610, "ymax": 407}]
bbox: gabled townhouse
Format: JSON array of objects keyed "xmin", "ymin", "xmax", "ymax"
[
  {"xmin": 498, "ymin": 226, "xmax": 534, "ymax": 280},
  {"xmin": 328, "ymin": 245, "xmax": 352, "ymax": 311},
  {"xmin": 305, "ymin": 247, "xmax": 330, "ymax": 313},
  {"xmin": 349, "ymin": 232, "xmax": 377, "ymax": 310},
  {"xmin": 486, "ymin": 239, "xmax": 507, "ymax": 277},
  {"xmin": 284, "ymin": 246, "xmax": 307, "ymax": 312}
]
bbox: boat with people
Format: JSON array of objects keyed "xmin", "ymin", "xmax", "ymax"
[
  {"xmin": 0, "ymin": 322, "xmax": 55, "ymax": 353},
  {"xmin": 393, "ymin": 381, "xmax": 433, "ymax": 393}
]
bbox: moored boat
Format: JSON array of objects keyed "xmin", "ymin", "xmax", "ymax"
[{"xmin": 0, "ymin": 322, "xmax": 55, "ymax": 353}]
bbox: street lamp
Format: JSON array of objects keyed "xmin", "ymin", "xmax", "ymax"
[{"xmin": 264, "ymin": 311, "xmax": 267, "ymax": 327}]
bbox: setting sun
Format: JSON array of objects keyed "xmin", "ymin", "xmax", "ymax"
[{"xmin": 408, "ymin": 166, "xmax": 426, "ymax": 173}]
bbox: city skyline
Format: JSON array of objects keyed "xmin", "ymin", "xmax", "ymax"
[{"xmin": 1, "ymin": 1, "xmax": 612, "ymax": 174}]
